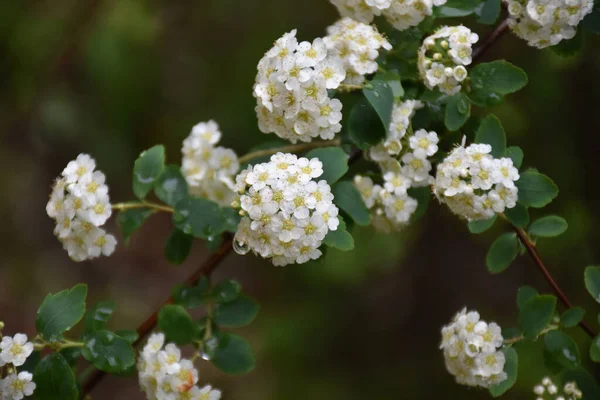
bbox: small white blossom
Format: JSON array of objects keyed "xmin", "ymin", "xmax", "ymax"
[
  {"xmin": 0, "ymin": 334, "xmax": 34, "ymax": 367},
  {"xmin": 2, "ymin": 372, "xmax": 36, "ymax": 400}
]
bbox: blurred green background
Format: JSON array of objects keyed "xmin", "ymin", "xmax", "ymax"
[{"xmin": 1, "ymin": 1, "xmax": 599, "ymax": 399}]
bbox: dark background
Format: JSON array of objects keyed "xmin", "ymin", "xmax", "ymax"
[{"xmin": 1, "ymin": 1, "xmax": 599, "ymax": 399}]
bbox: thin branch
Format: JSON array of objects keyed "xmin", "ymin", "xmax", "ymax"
[
  {"xmin": 238, "ymin": 139, "xmax": 341, "ymax": 165},
  {"xmin": 472, "ymin": 18, "xmax": 510, "ymax": 61},
  {"xmin": 513, "ymin": 226, "xmax": 597, "ymax": 338},
  {"xmin": 112, "ymin": 201, "xmax": 174, "ymax": 213}
]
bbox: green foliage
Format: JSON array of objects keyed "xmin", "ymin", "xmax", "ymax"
[
  {"xmin": 81, "ymin": 330, "xmax": 136, "ymax": 373},
  {"xmin": 590, "ymin": 335, "xmax": 600, "ymax": 362},
  {"xmin": 562, "ymin": 368, "xmax": 600, "ymax": 398},
  {"xmin": 581, "ymin": 5, "xmax": 600, "ymax": 34},
  {"xmin": 560, "ymin": 307, "xmax": 585, "ymax": 328},
  {"xmin": 84, "ymin": 300, "xmax": 115, "ymax": 332},
  {"xmin": 133, "ymin": 145, "xmax": 165, "ymax": 200},
  {"xmin": 375, "ymin": 71, "xmax": 404, "ymax": 100},
  {"xmin": 475, "ymin": 114, "xmax": 506, "ymax": 157},
  {"xmin": 444, "ymin": 93, "xmax": 471, "ymax": 131},
  {"xmin": 435, "ymin": 0, "xmax": 481, "ymax": 17},
  {"xmin": 519, "ymin": 295, "xmax": 557, "ymax": 338},
  {"xmin": 116, "ymin": 330, "xmax": 139, "ymax": 344},
  {"xmin": 486, "ymin": 232, "xmax": 519, "ymax": 273},
  {"xmin": 172, "ymin": 277, "xmax": 210, "ymax": 309},
  {"xmin": 584, "ymin": 266, "xmax": 600, "ymax": 303},
  {"xmin": 117, "ymin": 208, "xmax": 154, "ymax": 245},
  {"xmin": 504, "ymin": 146, "xmax": 523, "ymax": 169},
  {"xmin": 348, "ymin": 98, "xmax": 387, "ymax": 149},
  {"xmin": 476, "ymin": 0, "xmax": 501, "ymax": 24},
  {"xmin": 515, "ymin": 171, "xmax": 559, "ymax": 208},
  {"xmin": 165, "ymin": 229, "xmax": 194, "ymax": 265},
  {"xmin": 305, "ymin": 147, "xmax": 349, "ymax": 184},
  {"xmin": 158, "ymin": 304, "xmax": 198, "ymax": 345},
  {"xmin": 504, "ymin": 203, "xmax": 529, "ymax": 228},
  {"xmin": 173, "ymin": 196, "xmax": 225, "ymax": 239},
  {"xmin": 323, "ymin": 216, "xmax": 355, "ymax": 251},
  {"xmin": 222, "ymin": 207, "xmax": 242, "ymax": 233},
  {"xmin": 211, "ymin": 332, "xmax": 255, "ymax": 375},
  {"xmin": 36, "ymin": 284, "xmax": 87, "ymax": 340},
  {"xmin": 469, "ymin": 61, "xmax": 528, "ymax": 106},
  {"xmin": 544, "ymin": 330, "xmax": 580, "ymax": 370},
  {"xmin": 468, "ymin": 215, "xmax": 496, "ymax": 234},
  {"xmin": 332, "ymin": 181, "xmax": 371, "ymax": 226},
  {"xmin": 528, "ymin": 215, "xmax": 568, "ymax": 238},
  {"xmin": 213, "ymin": 279, "xmax": 242, "ymax": 303},
  {"xmin": 408, "ymin": 186, "xmax": 431, "ymax": 221},
  {"xmin": 551, "ymin": 30, "xmax": 584, "ymax": 57},
  {"xmin": 154, "ymin": 165, "xmax": 188, "ymax": 207},
  {"xmin": 214, "ymin": 295, "xmax": 260, "ymax": 328},
  {"xmin": 517, "ymin": 285, "xmax": 539, "ymax": 309},
  {"xmin": 489, "ymin": 347, "xmax": 518, "ymax": 397},
  {"xmin": 33, "ymin": 353, "xmax": 78, "ymax": 400},
  {"xmin": 363, "ymin": 80, "xmax": 394, "ymax": 133}
]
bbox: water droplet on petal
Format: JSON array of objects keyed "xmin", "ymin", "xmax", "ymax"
[{"xmin": 233, "ymin": 236, "xmax": 250, "ymax": 255}]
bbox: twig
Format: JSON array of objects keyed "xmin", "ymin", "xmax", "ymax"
[
  {"xmin": 112, "ymin": 201, "xmax": 174, "ymax": 213},
  {"xmin": 472, "ymin": 18, "xmax": 510, "ymax": 61},
  {"xmin": 238, "ymin": 139, "xmax": 341, "ymax": 165}
]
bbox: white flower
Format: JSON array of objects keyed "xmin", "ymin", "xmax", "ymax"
[
  {"xmin": 62, "ymin": 153, "xmax": 96, "ymax": 183},
  {"xmin": 2, "ymin": 372, "xmax": 36, "ymax": 400},
  {"xmin": 198, "ymin": 385, "xmax": 222, "ymax": 400},
  {"xmin": 0, "ymin": 334, "xmax": 34, "ymax": 367},
  {"xmin": 409, "ymin": 129, "xmax": 439, "ymax": 159}
]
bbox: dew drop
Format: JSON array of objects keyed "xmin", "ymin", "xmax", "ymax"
[{"xmin": 233, "ymin": 236, "xmax": 250, "ymax": 255}]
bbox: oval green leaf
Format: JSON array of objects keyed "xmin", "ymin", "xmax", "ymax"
[
  {"xmin": 528, "ymin": 215, "xmax": 568, "ymax": 238},
  {"xmin": 519, "ymin": 295, "xmax": 557, "ymax": 338},
  {"xmin": 486, "ymin": 232, "xmax": 519, "ymax": 274},
  {"xmin": 81, "ymin": 330, "xmax": 136, "ymax": 373},
  {"xmin": 305, "ymin": 147, "xmax": 349, "ymax": 185},
  {"xmin": 515, "ymin": 171, "xmax": 559, "ymax": 208},
  {"xmin": 332, "ymin": 181, "xmax": 371, "ymax": 226},
  {"xmin": 211, "ymin": 332, "xmax": 255, "ymax": 375},
  {"xmin": 36, "ymin": 284, "xmax": 87, "ymax": 340},
  {"xmin": 214, "ymin": 295, "xmax": 260, "ymax": 328},
  {"xmin": 133, "ymin": 145, "xmax": 165, "ymax": 200},
  {"xmin": 158, "ymin": 304, "xmax": 198, "ymax": 345},
  {"xmin": 33, "ymin": 353, "xmax": 78, "ymax": 400}
]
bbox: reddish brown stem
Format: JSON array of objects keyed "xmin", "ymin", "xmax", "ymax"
[
  {"xmin": 514, "ymin": 227, "xmax": 596, "ymax": 338},
  {"xmin": 472, "ymin": 18, "xmax": 510, "ymax": 61}
]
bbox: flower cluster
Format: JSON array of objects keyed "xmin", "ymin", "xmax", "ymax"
[
  {"xmin": 254, "ymin": 30, "xmax": 345, "ymax": 143},
  {"xmin": 46, "ymin": 154, "xmax": 117, "ymax": 262},
  {"xmin": 433, "ymin": 142, "xmax": 520, "ymax": 221},
  {"xmin": 137, "ymin": 333, "xmax": 221, "ymax": 400},
  {"xmin": 329, "ymin": 0, "xmax": 448, "ymax": 31},
  {"xmin": 533, "ymin": 377, "xmax": 582, "ymax": 400},
  {"xmin": 418, "ymin": 26, "xmax": 479, "ymax": 95},
  {"xmin": 234, "ymin": 153, "xmax": 340, "ymax": 266},
  {"xmin": 324, "ymin": 18, "xmax": 392, "ymax": 84},
  {"xmin": 181, "ymin": 121, "xmax": 239, "ymax": 207},
  {"xmin": 505, "ymin": 0, "xmax": 593, "ymax": 48},
  {"xmin": 440, "ymin": 308, "xmax": 507, "ymax": 388},
  {"xmin": 0, "ymin": 332, "xmax": 36, "ymax": 400}
]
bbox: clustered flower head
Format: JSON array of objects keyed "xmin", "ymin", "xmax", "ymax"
[
  {"xmin": 434, "ymin": 142, "xmax": 520, "ymax": 221},
  {"xmin": 254, "ymin": 30, "xmax": 346, "ymax": 143},
  {"xmin": 46, "ymin": 154, "xmax": 117, "ymax": 262},
  {"xmin": 440, "ymin": 308, "xmax": 507, "ymax": 388},
  {"xmin": 505, "ymin": 0, "xmax": 593, "ymax": 48},
  {"xmin": 138, "ymin": 333, "xmax": 221, "ymax": 400},
  {"xmin": 0, "ymin": 331, "xmax": 36, "ymax": 400},
  {"xmin": 181, "ymin": 121, "xmax": 239, "ymax": 207},
  {"xmin": 329, "ymin": 0, "xmax": 449, "ymax": 31},
  {"xmin": 533, "ymin": 377, "xmax": 582, "ymax": 400},
  {"xmin": 418, "ymin": 26, "xmax": 479, "ymax": 95},
  {"xmin": 234, "ymin": 152, "xmax": 340, "ymax": 266},
  {"xmin": 323, "ymin": 18, "xmax": 392, "ymax": 84}
]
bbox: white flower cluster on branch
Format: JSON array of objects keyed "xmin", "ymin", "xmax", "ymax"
[
  {"xmin": 505, "ymin": 0, "xmax": 593, "ymax": 48},
  {"xmin": 324, "ymin": 18, "xmax": 392, "ymax": 84},
  {"xmin": 181, "ymin": 121, "xmax": 239, "ymax": 207},
  {"xmin": 440, "ymin": 308, "xmax": 507, "ymax": 389},
  {"xmin": 234, "ymin": 153, "xmax": 340, "ymax": 266},
  {"xmin": 254, "ymin": 30, "xmax": 345, "ymax": 143},
  {"xmin": 46, "ymin": 154, "xmax": 117, "ymax": 262},
  {"xmin": 138, "ymin": 333, "xmax": 221, "ymax": 400},
  {"xmin": 418, "ymin": 26, "xmax": 479, "ymax": 95},
  {"xmin": 533, "ymin": 377, "xmax": 582, "ymax": 400},
  {"xmin": 433, "ymin": 142, "xmax": 519, "ymax": 221},
  {"xmin": 0, "ymin": 333, "xmax": 36, "ymax": 400},
  {"xmin": 329, "ymin": 0, "xmax": 448, "ymax": 31}
]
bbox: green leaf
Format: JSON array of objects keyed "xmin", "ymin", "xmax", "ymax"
[
  {"xmin": 489, "ymin": 347, "xmax": 518, "ymax": 397},
  {"xmin": 444, "ymin": 93, "xmax": 471, "ymax": 131},
  {"xmin": 515, "ymin": 171, "xmax": 559, "ymax": 208},
  {"xmin": 59, "ymin": 347, "xmax": 81, "ymax": 368},
  {"xmin": 468, "ymin": 215, "xmax": 497, "ymax": 234},
  {"xmin": 477, "ymin": 0, "xmax": 501, "ymax": 24},
  {"xmin": 173, "ymin": 196, "xmax": 225, "ymax": 239},
  {"xmin": 544, "ymin": 330, "xmax": 580, "ymax": 370},
  {"xmin": 84, "ymin": 300, "xmax": 115, "ymax": 332},
  {"xmin": 560, "ymin": 307, "xmax": 585, "ymax": 329},
  {"xmin": 211, "ymin": 332, "xmax": 255, "ymax": 375},
  {"xmin": 407, "ymin": 186, "xmax": 430, "ymax": 221},
  {"xmin": 486, "ymin": 232, "xmax": 519, "ymax": 273},
  {"xmin": 117, "ymin": 208, "xmax": 155, "ymax": 245},
  {"xmin": 469, "ymin": 61, "xmax": 528, "ymax": 106},
  {"xmin": 562, "ymin": 367, "xmax": 600, "ymax": 398},
  {"xmin": 375, "ymin": 71, "xmax": 404, "ymax": 100},
  {"xmin": 590, "ymin": 334, "xmax": 600, "ymax": 362},
  {"xmin": 504, "ymin": 146, "xmax": 524, "ymax": 169},
  {"xmin": 517, "ymin": 285, "xmax": 539, "ymax": 310},
  {"xmin": 154, "ymin": 165, "xmax": 188, "ymax": 207},
  {"xmin": 584, "ymin": 266, "xmax": 600, "ymax": 303},
  {"xmin": 305, "ymin": 147, "xmax": 349, "ymax": 184},
  {"xmin": 435, "ymin": 0, "xmax": 482, "ymax": 17},
  {"xmin": 213, "ymin": 279, "xmax": 242, "ymax": 303},
  {"xmin": 348, "ymin": 98, "xmax": 387, "ymax": 149},
  {"xmin": 504, "ymin": 203, "xmax": 529, "ymax": 228},
  {"xmin": 116, "ymin": 330, "xmax": 139, "ymax": 344},
  {"xmin": 519, "ymin": 295, "xmax": 557, "ymax": 338},
  {"xmin": 158, "ymin": 305, "xmax": 198, "ymax": 345},
  {"xmin": 172, "ymin": 277, "xmax": 210, "ymax": 309},
  {"xmin": 323, "ymin": 216, "xmax": 354, "ymax": 251},
  {"xmin": 222, "ymin": 207, "xmax": 241, "ymax": 233},
  {"xmin": 363, "ymin": 79, "xmax": 394, "ymax": 131},
  {"xmin": 528, "ymin": 215, "xmax": 568, "ymax": 238},
  {"xmin": 332, "ymin": 181, "xmax": 371, "ymax": 226},
  {"xmin": 133, "ymin": 145, "xmax": 165, "ymax": 200},
  {"xmin": 551, "ymin": 30, "xmax": 584, "ymax": 57},
  {"xmin": 165, "ymin": 229, "xmax": 194, "ymax": 265},
  {"xmin": 475, "ymin": 114, "xmax": 506, "ymax": 157},
  {"xmin": 81, "ymin": 330, "xmax": 136, "ymax": 373},
  {"xmin": 33, "ymin": 353, "xmax": 78, "ymax": 400},
  {"xmin": 36, "ymin": 284, "xmax": 87, "ymax": 340},
  {"xmin": 214, "ymin": 295, "xmax": 260, "ymax": 328}
]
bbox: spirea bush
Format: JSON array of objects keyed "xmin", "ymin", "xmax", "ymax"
[{"xmin": 4, "ymin": 1, "xmax": 600, "ymax": 399}]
